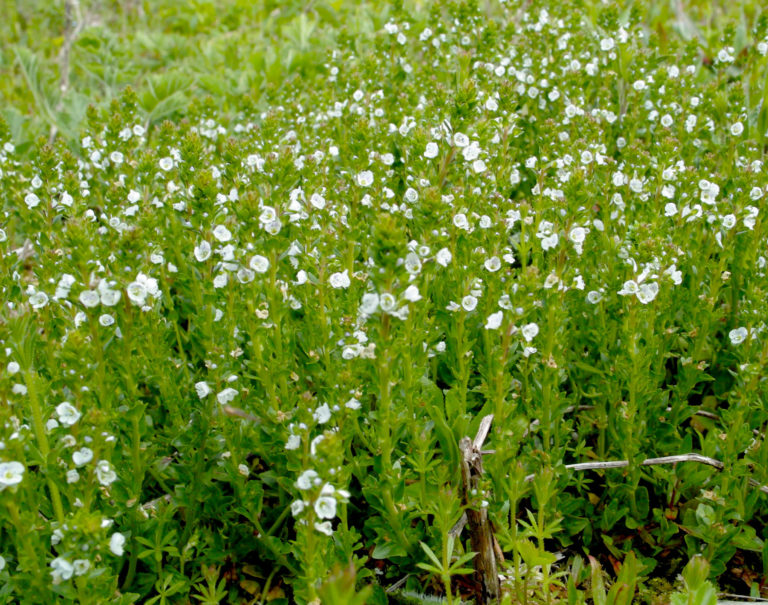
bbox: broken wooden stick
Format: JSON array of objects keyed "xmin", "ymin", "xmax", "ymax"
[{"xmin": 459, "ymin": 414, "xmax": 501, "ymax": 603}]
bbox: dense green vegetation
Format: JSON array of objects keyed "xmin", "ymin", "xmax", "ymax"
[{"xmin": 1, "ymin": 0, "xmax": 768, "ymax": 603}]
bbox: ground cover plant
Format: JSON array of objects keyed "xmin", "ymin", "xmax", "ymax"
[{"xmin": 2, "ymin": 0, "xmax": 768, "ymax": 602}]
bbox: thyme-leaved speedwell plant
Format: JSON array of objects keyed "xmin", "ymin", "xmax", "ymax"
[{"xmin": 2, "ymin": 0, "xmax": 768, "ymax": 602}]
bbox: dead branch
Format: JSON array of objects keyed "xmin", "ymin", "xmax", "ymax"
[{"xmin": 459, "ymin": 414, "xmax": 500, "ymax": 603}]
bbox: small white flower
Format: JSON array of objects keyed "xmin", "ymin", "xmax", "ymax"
[
  {"xmin": 314, "ymin": 521, "xmax": 333, "ymax": 536},
  {"xmin": 729, "ymin": 327, "xmax": 748, "ymax": 346},
  {"xmin": 521, "ymin": 323, "xmax": 539, "ymax": 342},
  {"xmin": 296, "ymin": 469, "xmax": 319, "ymax": 490},
  {"xmin": 424, "ymin": 142, "xmax": 439, "ymax": 158},
  {"xmin": 730, "ymin": 122, "xmax": 744, "ymax": 136},
  {"xmin": 356, "ymin": 170, "xmax": 374, "ymax": 187},
  {"xmin": 360, "ymin": 293, "xmax": 379, "ymax": 314},
  {"xmin": 403, "ymin": 285, "xmax": 422, "ymax": 302},
  {"xmin": 0, "ymin": 461, "xmax": 25, "ymax": 489},
  {"xmin": 100, "ymin": 289, "xmax": 121, "ymax": 307},
  {"xmin": 195, "ymin": 382, "xmax": 211, "ymax": 399},
  {"xmin": 636, "ymin": 282, "xmax": 659, "ymax": 304},
  {"xmin": 66, "ymin": 469, "xmax": 80, "ymax": 484},
  {"xmin": 329, "ymin": 270, "xmax": 350, "ymax": 289},
  {"xmin": 29, "ymin": 292, "xmax": 49, "ymax": 309},
  {"xmin": 485, "ymin": 311, "xmax": 503, "ymax": 330},
  {"xmin": 212, "ymin": 225, "xmax": 232, "ymax": 242},
  {"xmin": 99, "ymin": 314, "xmax": 115, "ymax": 327},
  {"xmin": 453, "ymin": 213, "xmax": 469, "ymax": 230},
  {"xmin": 618, "ymin": 280, "xmax": 639, "ymax": 296},
  {"xmin": 126, "ymin": 282, "xmax": 148, "ymax": 306},
  {"xmin": 159, "ymin": 157, "xmax": 174, "ymax": 171},
  {"xmin": 25, "ymin": 193, "xmax": 40, "ymax": 208},
  {"xmin": 379, "ymin": 293, "xmax": 397, "ymax": 313},
  {"xmin": 435, "ymin": 248, "xmax": 452, "ymax": 267},
  {"xmin": 73, "ymin": 559, "xmax": 90, "ymax": 576},
  {"xmin": 314, "ymin": 496, "xmax": 337, "ymax": 520},
  {"xmin": 194, "ymin": 241, "xmax": 212, "ymax": 262},
  {"xmin": 73, "ymin": 287, "xmax": 95, "ymax": 308},
  {"xmin": 7, "ymin": 361, "xmax": 20, "ymax": 375},
  {"xmin": 290, "ymin": 499, "xmax": 305, "ymax": 516},
  {"xmin": 249, "ymin": 255, "xmax": 270, "ymax": 274},
  {"xmin": 56, "ymin": 402, "xmax": 81, "ymax": 427},
  {"xmin": 461, "ymin": 295, "xmax": 478, "ymax": 312},
  {"xmin": 216, "ymin": 388, "xmax": 238, "ymax": 405},
  {"xmin": 345, "ymin": 397, "xmax": 361, "ymax": 410},
  {"xmin": 95, "ymin": 460, "xmax": 117, "ymax": 486},
  {"xmin": 285, "ymin": 434, "xmax": 301, "ymax": 450},
  {"xmin": 453, "ymin": 132, "xmax": 470, "ymax": 147},
  {"xmin": 109, "ymin": 533, "xmax": 126, "ymax": 556},
  {"xmin": 313, "ymin": 403, "xmax": 331, "ymax": 424},
  {"xmin": 484, "ymin": 256, "xmax": 501, "ymax": 272},
  {"xmin": 50, "ymin": 557, "xmax": 75, "ymax": 582},
  {"xmin": 72, "ymin": 447, "xmax": 93, "ymax": 467}
]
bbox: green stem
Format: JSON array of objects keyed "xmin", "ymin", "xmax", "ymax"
[{"xmin": 25, "ymin": 371, "xmax": 65, "ymax": 525}]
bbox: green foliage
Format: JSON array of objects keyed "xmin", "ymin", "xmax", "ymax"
[{"xmin": 2, "ymin": 0, "xmax": 768, "ymax": 603}]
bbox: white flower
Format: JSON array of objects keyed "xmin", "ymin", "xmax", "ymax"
[
  {"xmin": 25, "ymin": 193, "xmax": 40, "ymax": 208},
  {"xmin": 216, "ymin": 388, "xmax": 238, "ymax": 405},
  {"xmin": 194, "ymin": 241, "xmax": 212, "ymax": 262},
  {"xmin": 569, "ymin": 227, "xmax": 587, "ymax": 244},
  {"xmin": 249, "ymin": 255, "xmax": 270, "ymax": 273},
  {"xmin": 721, "ymin": 214, "xmax": 736, "ymax": 230},
  {"xmin": 72, "ymin": 447, "xmax": 93, "ymax": 467},
  {"xmin": 95, "ymin": 460, "xmax": 117, "ymax": 486},
  {"xmin": 472, "ymin": 159, "xmax": 487, "ymax": 173},
  {"xmin": 314, "ymin": 521, "xmax": 333, "ymax": 536},
  {"xmin": 50, "ymin": 557, "xmax": 74, "ymax": 582},
  {"xmin": 329, "ymin": 270, "xmax": 350, "ymax": 289},
  {"xmin": 296, "ymin": 469, "xmax": 319, "ymax": 490},
  {"xmin": 0, "ymin": 555, "xmax": 5, "ymax": 572},
  {"xmin": 345, "ymin": 397, "xmax": 361, "ymax": 410},
  {"xmin": 213, "ymin": 274, "xmax": 228, "ymax": 289},
  {"xmin": 314, "ymin": 496, "xmax": 337, "ymax": 519},
  {"xmin": 730, "ymin": 122, "xmax": 744, "ymax": 136},
  {"xmin": 484, "ymin": 256, "xmax": 501, "ymax": 272},
  {"xmin": 360, "ymin": 293, "xmax": 379, "ymax": 314},
  {"xmin": 79, "ymin": 290, "xmax": 100, "ymax": 308},
  {"xmin": 195, "ymin": 382, "xmax": 211, "ymax": 399},
  {"xmin": 290, "ymin": 500, "xmax": 306, "ymax": 516},
  {"xmin": 313, "ymin": 403, "xmax": 331, "ymax": 424},
  {"xmin": 636, "ymin": 282, "xmax": 659, "ymax": 304},
  {"xmin": 100, "ymin": 289, "xmax": 121, "ymax": 306},
  {"xmin": 664, "ymin": 203, "xmax": 678, "ymax": 217},
  {"xmin": 99, "ymin": 314, "xmax": 115, "ymax": 327},
  {"xmin": 485, "ymin": 311, "xmax": 503, "ymax": 330},
  {"xmin": 7, "ymin": 361, "xmax": 20, "ymax": 375},
  {"xmin": 237, "ymin": 268, "xmax": 255, "ymax": 284},
  {"xmin": 29, "ymin": 292, "xmax": 49, "ymax": 309},
  {"xmin": 212, "ymin": 225, "xmax": 232, "ymax": 242},
  {"xmin": 521, "ymin": 323, "xmax": 539, "ymax": 342},
  {"xmin": 126, "ymin": 282, "xmax": 148, "ymax": 306},
  {"xmin": 159, "ymin": 157, "xmax": 174, "ymax": 171},
  {"xmin": 285, "ymin": 434, "xmax": 301, "ymax": 450},
  {"xmin": 73, "ymin": 559, "xmax": 90, "ymax": 576},
  {"xmin": 403, "ymin": 285, "xmax": 422, "ymax": 302},
  {"xmin": 461, "ymin": 295, "xmax": 478, "ymax": 312},
  {"xmin": 66, "ymin": 469, "xmax": 80, "ymax": 484},
  {"xmin": 453, "ymin": 132, "xmax": 469, "ymax": 147},
  {"xmin": 453, "ymin": 213, "xmax": 469, "ymax": 230},
  {"xmin": 56, "ymin": 402, "xmax": 81, "ymax": 427},
  {"xmin": 0, "ymin": 461, "xmax": 25, "ymax": 489},
  {"xmin": 356, "ymin": 170, "xmax": 374, "ymax": 187},
  {"xmin": 587, "ymin": 290, "xmax": 603, "ymax": 304},
  {"xmin": 435, "ymin": 248, "xmax": 452, "ymax": 267},
  {"xmin": 424, "ymin": 142, "xmax": 439, "ymax": 159},
  {"xmin": 618, "ymin": 280, "xmax": 639, "ymax": 296},
  {"xmin": 600, "ymin": 37, "xmax": 615, "ymax": 51},
  {"xmin": 729, "ymin": 327, "xmax": 748, "ymax": 346},
  {"xmin": 379, "ymin": 293, "xmax": 397, "ymax": 313},
  {"xmin": 109, "ymin": 533, "xmax": 126, "ymax": 556},
  {"xmin": 404, "ymin": 253, "xmax": 422, "ymax": 275}
]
